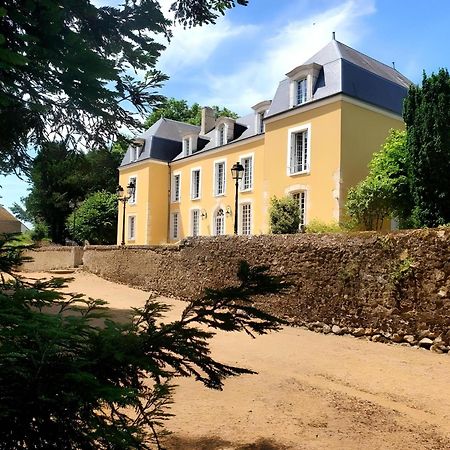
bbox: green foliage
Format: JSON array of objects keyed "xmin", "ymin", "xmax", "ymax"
[
  {"xmin": 19, "ymin": 142, "xmax": 124, "ymax": 243},
  {"xmin": 0, "ymin": 240, "xmax": 285, "ymax": 449},
  {"xmin": 269, "ymin": 196, "xmax": 300, "ymax": 234},
  {"xmin": 144, "ymin": 97, "xmax": 238, "ymax": 128},
  {"xmin": 346, "ymin": 129, "xmax": 412, "ymax": 230},
  {"xmin": 0, "ymin": 0, "xmax": 248, "ymax": 174},
  {"xmin": 404, "ymin": 69, "xmax": 450, "ymax": 227},
  {"xmin": 305, "ymin": 219, "xmax": 344, "ymax": 233},
  {"xmin": 30, "ymin": 222, "xmax": 49, "ymax": 242},
  {"xmin": 66, "ymin": 191, "xmax": 118, "ymax": 245}
]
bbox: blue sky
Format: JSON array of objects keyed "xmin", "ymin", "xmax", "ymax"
[{"xmin": 2, "ymin": 0, "xmax": 450, "ymax": 222}]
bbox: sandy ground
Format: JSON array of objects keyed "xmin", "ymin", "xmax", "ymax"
[{"xmin": 19, "ymin": 271, "xmax": 450, "ymax": 450}]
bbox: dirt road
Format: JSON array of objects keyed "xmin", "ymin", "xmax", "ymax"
[{"xmin": 21, "ymin": 271, "xmax": 450, "ymax": 449}]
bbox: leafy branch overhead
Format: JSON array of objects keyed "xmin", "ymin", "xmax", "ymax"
[
  {"xmin": 0, "ymin": 248, "xmax": 286, "ymax": 448},
  {"xmin": 0, "ymin": 0, "xmax": 249, "ymax": 174}
]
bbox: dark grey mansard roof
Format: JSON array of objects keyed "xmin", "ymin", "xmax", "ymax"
[
  {"xmin": 120, "ymin": 118, "xmax": 200, "ymax": 167},
  {"xmin": 120, "ymin": 40, "xmax": 411, "ymax": 167},
  {"xmin": 267, "ymin": 39, "xmax": 411, "ymax": 118}
]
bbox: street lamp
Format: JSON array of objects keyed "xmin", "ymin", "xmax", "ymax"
[
  {"xmin": 231, "ymin": 161, "xmax": 244, "ymax": 234},
  {"xmin": 69, "ymin": 200, "xmax": 77, "ymax": 244},
  {"xmin": 117, "ymin": 181, "xmax": 136, "ymax": 246}
]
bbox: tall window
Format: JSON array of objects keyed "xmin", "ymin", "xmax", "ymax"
[
  {"xmin": 191, "ymin": 209, "xmax": 200, "ymax": 237},
  {"xmin": 240, "ymin": 203, "xmax": 251, "ymax": 235},
  {"xmin": 172, "ymin": 174, "xmax": 180, "ymax": 202},
  {"xmin": 214, "ymin": 209, "xmax": 225, "ymax": 235},
  {"xmin": 296, "ymin": 78, "xmax": 307, "ymax": 105},
  {"xmin": 290, "ymin": 130, "xmax": 308, "ymax": 174},
  {"xmin": 241, "ymin": 156, "xmax": 253, "ymax": 191},
  {"xmin": 171, "ymin": 212, "xmax": 179, "ymax": 239},
  {"xmin": 214, "ymin": 161, "xmax": 225, "ymax": 196},
  {"xmin": 218, "ymin": 124, "xmax": 226, "ymax": 146},
  {"xmin": 128, "ymin": 176, "xmax": 137, "ymax": 204},
  {"xmin": 191, "ymin": 169, "xmax": 201, "ymax": 200},
  {"xmin": 128, "ymin": 215, "xmax": 136, "ymax": 240},
  {"xmin": 292, "ymin": 191, "xmax": 306, "ymax": 227}
]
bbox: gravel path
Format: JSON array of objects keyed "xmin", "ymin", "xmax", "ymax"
[{"xmin": 20, "ymin": 270, "xmax": 450, "ymax": 450}]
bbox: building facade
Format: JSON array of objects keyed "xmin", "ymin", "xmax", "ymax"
[{"xmin": 117, "ymin": 39, "xmax": 411, "ymax": 245}]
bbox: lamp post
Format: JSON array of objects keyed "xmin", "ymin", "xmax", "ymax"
[
  {"xmin": 69, "ymin": 200, "xmax": 77, "ymax": 243},
  {"xmin": 231, "ymin": 162, "xmax": 244, "ymax": 235},
  {"xmin": 117, "ymin": 181, "xmax": 136, "ymax": 246}
]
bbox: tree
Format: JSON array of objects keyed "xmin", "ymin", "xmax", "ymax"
[
  {"xmin": 403, "ymin": 69, "xmax": 450, "ymax": 227},
  {"xmin": 21, "ymin": 143, "xmax": 89, "ymax": 244},
  {"xmin": 346, "ymin": 129, "xmax": 413, "ymax": 230},
  {"xmin": 0, "ymin": 0, "xmax": 248, "ymax": 175},
  {"xmin": 144, "ymin": 98, "xmax": 238, "ymax": 128},
  {"xmin": 269, "ymin": 196, "xmax": 300, "ymax": 234},
  {"xmin": 15, "ymin": 141, "xmax": 125, "ymax": 244},
  {"xmin": 66, "ymin": 191, "xmax": 118, "ymax": 245},
  {"xmin": 0, "ymin": 238, "xmax": 284, "ymax": 448}
]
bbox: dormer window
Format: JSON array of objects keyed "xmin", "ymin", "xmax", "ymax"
[
  {"xmin": 182, "ymin": 134, "xmax": 198, "ymax": 156},
  {"xmin": 130, "ymin": 142, "xmax": 143, "ymax": 162},
  {"xmin": 252, "ymin": 100, "xmax": 271, "ymax": 135},
  {"xmin": 183, "ymin": 137, "xmax": 191, "ymax": 155},
  {"xmin": 286, "ymin": 63, "xmax": 322, "ymax": 108},
  {"xmin": 296, "ymin": 78, "xmax": 308, "ymax": 105},
  {"xmin": 258, "ymin": 111, "xmax": 265, "ymax": 134},
  {"xmin": 218, "ymin": 124, "xmax": 226, "ymax": 146}
]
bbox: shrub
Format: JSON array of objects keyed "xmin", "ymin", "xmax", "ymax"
[
  {"xmin": 269, "ymin": 196, "xmax": 300, "ymax": 234},
  {"xmin": 66, "ymin": 191, "xmax": 117, "ymax": 244},
  {"xmin": 305, "ymin": 219, "xmax": 344, "ymax": 233}
]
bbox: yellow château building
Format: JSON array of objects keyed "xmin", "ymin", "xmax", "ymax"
[{"xmin": 117, "ymin": 38, "xmax": 411, "ymax": 245}]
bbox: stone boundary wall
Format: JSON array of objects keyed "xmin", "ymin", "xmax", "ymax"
[
  {"xmin": 83, "ymin": 229, "xmax": 450, "ymax": 352},
  {"xmin": 20, "ymin": 246, "xmax": 84, "ymax": 272}
]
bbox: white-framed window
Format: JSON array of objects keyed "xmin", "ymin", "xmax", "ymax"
[
  {"xmin": 240, "ymin": 156, "xmax": 253, "ymax": 191},
  {"xmin": 130, "ymin": 144, "xmax": 142, "ymax": 162},
  {"xmin": 128, "ymin": 176, "xmax": 137, "ymax": 204},
  {"xmin": 296, "ymin": 78, "xmax": 308, "ymax": 105},
  {"xmin": 214, "ymin": 161, "xmax": 226, "ymax": 196},
  {"xmin": 191, "ymin": 209, "xmax": 200, "ymax": 237},
  {"xmin": 291, "ymin": 191, "xmax": 306, "ymax": 227},
  {"xmin": 171, "ymin": 212, "xmax": 179, "ymax": 240},
  {"xmin": 258, "ymin": 111, "xmax": 265, "ymax": 134},
  {"xmin": 191, "ymin": 169, "xmax": 201, "ymax": 200},
  {"xmin": 240, "ymin": 203, "xmax": 252, "ymax": 235},
  {"xmin": 287, "ymin": 124, "xmax": 310, "ymax": 175},
  {"xmin": 217, "ymin": 124, "xmax": 227, "ymax": 146},
  {"xmin": 183, "ymin": 137, "xmax": 191, "ymax": 155},
  {"xmin": 128, "ymin": 215, "xmax": 136, "ymax": 240},
  {"xmin": 213, "ymin": 208, "xmax": 225, "ymax": 236},
  {"xmin": 172, "ymin": 173, "xmax": 181, "ymax": 202}
]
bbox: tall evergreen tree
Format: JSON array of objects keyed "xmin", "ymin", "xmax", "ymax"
[{"xmin": 403, "ymin": 69, "xmax": 450, "ymax": 227}]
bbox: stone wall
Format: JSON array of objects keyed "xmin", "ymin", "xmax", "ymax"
[
  {"xmin": 83, "ymin": 229, "xmax": 450, "ymax": 350},
  {"xmin": 21, "ymin": 246, "xmax": 84, "ymax": 272}
]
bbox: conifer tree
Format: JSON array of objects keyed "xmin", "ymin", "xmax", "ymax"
[{"xmin": 403, "ymin": 69, "xmax": 450, "ymax": 227}]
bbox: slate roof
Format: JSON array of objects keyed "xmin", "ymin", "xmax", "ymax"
[
  {"xmin": 120, "ymin": 39, "xmax": 411, "ymax": 167},
  {"xmin": 267, "ymin": 39, "xmax": 411, "ymax": 117}
]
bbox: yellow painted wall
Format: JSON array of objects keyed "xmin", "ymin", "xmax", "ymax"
[
  {"xmin": 340, "ymin": 100, "xmax": 405, "ymax": 219},
  {"xmin": 263, "ymin": 100, "xmax": 342, "ymax": 229},
  {"xmin": 169, "ymin": 137, "xmax": 265, "ymax": 242},
  {"xmin": 118, "ymin": 161, "xmax": 169, "ymax": 245},
  {"xmin": 118, "ymin": 97, "xmax": 406, "ymax": 244}
]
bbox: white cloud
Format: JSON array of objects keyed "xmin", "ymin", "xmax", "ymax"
[
  {"xmin": 184, "ymin": 0, "xmax": 376, "ymax": 114},
  {"xmin": 158, "ymin": 18, "xmax": 259, "ymax": 73}
]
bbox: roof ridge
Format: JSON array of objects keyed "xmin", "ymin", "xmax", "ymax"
[{"xmin": 334, "ymin": 39, "xmax": 399, "ymax": 74}]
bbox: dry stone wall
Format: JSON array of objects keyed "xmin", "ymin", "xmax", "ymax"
[{"xmin": 83, "ymin": 229, "xmax": 450, "ymax": 351}]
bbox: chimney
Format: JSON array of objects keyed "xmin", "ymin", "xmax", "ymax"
[
  {"xmin": 201, "ymin": 106, "xmax": 215, "ymax": 135},
  {"xmin": 332, "ymin": 31, "xmax": 336, "ymax": 40}
]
